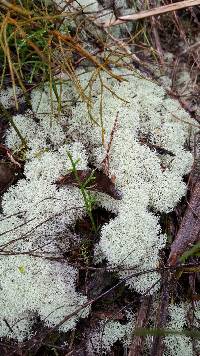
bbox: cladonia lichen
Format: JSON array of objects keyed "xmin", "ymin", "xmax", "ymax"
[{"xmin": 0, "ymin": 68, "xmax": 195, "ymax": 341}]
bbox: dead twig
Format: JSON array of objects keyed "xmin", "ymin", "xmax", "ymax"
[{"xmin": 102, "ymin": 0, "xmax": 200, "ymax": 27}]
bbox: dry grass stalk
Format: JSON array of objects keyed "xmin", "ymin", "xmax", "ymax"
[{"xmin": 0, "ymin": 0, "xmax": 32, "ymax": 17}]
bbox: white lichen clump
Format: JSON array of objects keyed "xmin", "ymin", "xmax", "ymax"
[
  {"xmin": 146, "ymin": 302, "xmax": 195, "ymax": 355},
  {"xmin": 0, "ymin": 86, "xmax": 24, "ymax": 109},
  {"xmin": 164, "ymin": 304, "xmax": 193, "ymax": 356},
  {"xmin": 0, "ymin": 82, "xmax": 90, "ymax": 341},
  {"xmin": 0, "ymin": 256, "xmax": 88, "ymax": 341},
  {"xmin": 0, "ymin": 68, "xmax": 195, "ymax": 343},
  {"xmin": 87, "ymin": 311, "xmax": 135, "ymax": 355},
  {"xmin": 67, "ymin": 70, "xmax": 194, "ymax": 293}
]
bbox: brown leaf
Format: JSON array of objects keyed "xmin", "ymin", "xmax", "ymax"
[
  {"xmin": 0, "ymin": 162, "xmax": 16, "ymax": 193},
  {"xmin": 191, "ymin": 294, "xmax": 200, "ymax": 301},
  {"xmin": 0, "ymin": 144, "xmax": 21, "ymax": 167},
  {"xmin": 168, "ymin": 182, "xmax": 200, "ymax": 266},
  {"xmin": 55, "ymin": 169, "xmax": 123, "ymax": 200}
]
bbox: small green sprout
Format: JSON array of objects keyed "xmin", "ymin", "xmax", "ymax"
[{"xmin": 67, "ymin": 151, "xmax": 97, "ymax": 232}]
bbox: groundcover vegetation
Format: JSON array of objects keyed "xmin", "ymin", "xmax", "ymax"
[{"xmin": 0, "ymin": 0, "xmax": 200, "ymax": 355}]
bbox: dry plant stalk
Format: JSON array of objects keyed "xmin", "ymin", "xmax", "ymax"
[{"xmin": 103, "ymin": 0, "xmax": 200, "ymax": 27}]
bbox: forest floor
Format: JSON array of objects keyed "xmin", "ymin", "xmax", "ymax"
[{"xmin": 0, "ymin": 1, "xmax": 200, "ymax": 355}]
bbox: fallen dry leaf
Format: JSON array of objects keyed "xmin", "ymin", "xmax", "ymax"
[
  {"xmin": 0, "ymin": 144, "xmax": 21, "ymax": 168},
  {"xmin": 55, "ymin": 169, "xmax": 123, "ymax": 200},
  {"xmin": 0, "ymin": 162, "xmax": 16, "ymax": 193}
]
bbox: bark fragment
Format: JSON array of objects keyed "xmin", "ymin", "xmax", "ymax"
[
  {"xmin": 168, "ymin": 181, "xmax": 200, "ymax": 266},
  {"xmin": 128, "ymin": 296, "xmax": 152, "ymax": 356}
]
